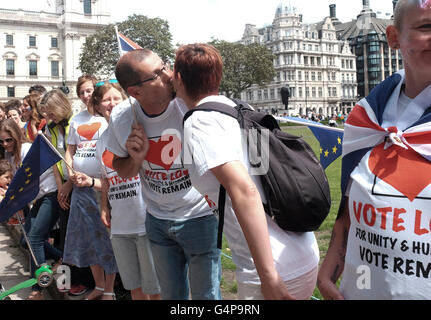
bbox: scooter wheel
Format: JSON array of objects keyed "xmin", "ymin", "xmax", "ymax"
[{"xmin": 37, "ymin": 272, "xmax": 53, "ymax": 288}]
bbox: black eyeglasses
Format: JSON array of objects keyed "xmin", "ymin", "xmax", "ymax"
[
  {"xmin": 128, "ymin": 62, "xmax": 170, "ymax": 88},
  {"xmin": 0, "ymin": 138, "xmax": 14, "ymax": 145}
]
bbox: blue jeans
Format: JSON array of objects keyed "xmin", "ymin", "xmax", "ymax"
[
  {"xmin": 21, "ymin": 192, "xmax": 62, "ymax": 290},
  {"xmin": 146, "ymin": 212, "xmax": 221, "ymax": 300}
]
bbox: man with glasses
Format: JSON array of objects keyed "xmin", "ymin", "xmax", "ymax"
[{"xmin": 106, "ymin": 49, "xmax": 221, "ymax": 300}]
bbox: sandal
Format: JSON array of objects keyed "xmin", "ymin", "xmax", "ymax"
[
  {"xmin": 101, "ymin": 292, "xmax": 116, "ymax": 300},
  {"xmin": 85, "ymin": 286, "xmax": 104, "ymax": 300}
]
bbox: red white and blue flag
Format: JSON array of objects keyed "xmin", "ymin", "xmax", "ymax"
[
  {"xmin": 115, "ymin": 26, "xmax": 142, "ymax": 57},
  {"xmin": 341, "ymin": 71, "xmax": 431, "ymax": 196}
]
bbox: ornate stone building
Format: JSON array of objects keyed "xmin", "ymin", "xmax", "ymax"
[
  {"xmin": 240, "ymin": 4, "xmax": 358, "ymax": 117},
  {"xmin": 0, "ymin": 0, "xmax": 110, "ymax": 112}
]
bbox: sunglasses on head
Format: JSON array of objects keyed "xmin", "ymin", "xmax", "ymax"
[
  {"xmin": 95, "ymin": 79, "xmax": 119, "ymax": 87},
  {"xmin": 0, "ymin": 138, "xmax": 14, "ymax": 145}
]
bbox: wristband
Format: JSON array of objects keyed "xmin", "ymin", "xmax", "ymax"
[{"xmin": 90, "ymin": 177, "xmax": 95, "ymax": 188}]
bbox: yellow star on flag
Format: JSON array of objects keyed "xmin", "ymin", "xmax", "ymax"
[
  {"xmin": 27, "ymin": 173, "xmax": 33, "ymax": 177},
  {"xmin": 25, "ymin": 167, "xmax": 31, "ymax": 172},
  {"xmin": 19, "ymin": 188, "xmax": 24, "ymax": 192},
  {"xmin": 338, "ymin": 137, "xmax": 342, "ymax": 145},
  {"xmin": 25, "ymin": 180, "xmax": 30, "ymax": 185},
  {"xmin": 333, "ymin": 146, "xmax": 338, "ymax": 154},
  {"xmin": 324, "ymin": 150, "xmax": 329, "ymax": 158},
  {"xmin": 10, "ymin": 195, "xmax": 15, "ymax": 201},
  {"xmin": 320, "ymin": 148, "xmax": 323, "ymax": 154}
]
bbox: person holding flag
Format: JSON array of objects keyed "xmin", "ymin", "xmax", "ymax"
[
  {"xmin": 318, "ymin": 0, "xmax": 431, "ymax": 300},
  {"xmin": 0, "ymin": 118, "xmax": 61, "ymax": 300}
]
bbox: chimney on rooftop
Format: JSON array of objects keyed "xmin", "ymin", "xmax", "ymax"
[
  {"xmin": 363, "ymin": 0, "xmax": 370, "ymax": 9},
  {"xmin": 329, "ymin": 4, "xmax": 336, "ymax": 18}
]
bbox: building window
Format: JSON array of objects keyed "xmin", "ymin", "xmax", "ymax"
[
  {"xmin": 7, "ymin": 87, "xmax": 15, "ymax": 98},
  {"xmin": 6, "ymin": 59, "xmax": 14, "ymax": 75},
  {"xmin": 84, "ymin": 0, "xmax": 92, "ymax": 14},
  {"xmin": 29, "ymin": 60, "xmax": 37, "ymax": 76},
  {"xmin": 51, "ymin": 61, "xmax": 59, "ymax": 77},
  {"xmin": 29, "ymin": 36, "xmax": 36, "ymax": 47},
  {"xmin": 51, "ymin": 37, "xmax": 58, "ymax": 48},
  {"xmin": 318, "ymin": 87, "xmax": 323, "ymax": 97},
  {"xmin": 6, "ymin": 34, "xmax": 13, "ymax": 46}
]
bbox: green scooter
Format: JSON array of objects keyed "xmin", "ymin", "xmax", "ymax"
[{"xmin": 0, "ymin": 215, "xmax": 54, "ymax": 300}]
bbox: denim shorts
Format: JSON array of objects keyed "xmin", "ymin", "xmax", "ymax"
[
  {"xmin": 145, "ymin": 212, "xmax": 221, "ymax": 300},
  {"xmin": 111, "ymin": 233, "xmax": 161, "ymax": 295}
]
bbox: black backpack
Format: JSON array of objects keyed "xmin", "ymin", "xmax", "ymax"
[{"xmin": 183, "ymin": 99, "xmax": 331, "ymax": 248}]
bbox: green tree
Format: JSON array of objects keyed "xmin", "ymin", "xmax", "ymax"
[
  {"xmin": 210, "ymin": 40, "xmax": 276, "ymax": 98},
  {"xmin": 79, "ymin": 15, "xmax": 175, "ymax": 78}
]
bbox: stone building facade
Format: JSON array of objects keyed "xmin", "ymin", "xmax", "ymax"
[
  {"xmin": 240, "ymin": 4, "xmax": 358, "ymax": 117},
  {"xmin": 0, "ymin": 0, "xmax": 110, "ymax": 113}
]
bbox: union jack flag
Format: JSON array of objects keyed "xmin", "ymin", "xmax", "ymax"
[
  {"xmin": 341, "ymin": 70, "xmax": 431, "ymax": 195},
  {"xmin": 115, "ymin": 26, "xmax": 142, "ymax": 57}
]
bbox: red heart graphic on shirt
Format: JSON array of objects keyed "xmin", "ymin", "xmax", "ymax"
[
  {"xmin": 368, "ymin": 143, "xmax": 431, "ymax": 201},
  {"xmin": 77, "ymin": 123, "xmax": 102, "ymax": 141},
  {"xmin": 102, "ymin": 150, "xmax": 115, "ymax": 171},
  {"xmin": 145, "ymin": 135, "xmax": 182, "ymax": 171}
]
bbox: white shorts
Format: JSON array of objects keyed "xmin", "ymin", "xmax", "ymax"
[
  {"xmin": 237, "ymin": 266, "xmax": 318, "ymax": 300},
  {"xmin": 111, "ymin": 233, "xmax": 161, "ymax": 295}
]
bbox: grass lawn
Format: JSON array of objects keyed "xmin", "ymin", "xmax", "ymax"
[{"xmin": 220, "ymin": 125, "xmax": 343, "ymax": 300}]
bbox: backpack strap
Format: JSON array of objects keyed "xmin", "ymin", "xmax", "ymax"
[
  {"xmin": 183, "ymin": 100, "xmax": 246, "ymax": 250},
  {"xmin": 183, "ymin": 101, "xmax": 240, "ymax": 125}
]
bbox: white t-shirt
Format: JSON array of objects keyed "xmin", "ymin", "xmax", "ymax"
[
  {"xmin": 107, "ymin": 98, "xmax": 212, "ymax": 221},
  {"xmin": 67, "ymin": 110, "xmax": 108, "ymax": 178},
  {"xmin": 95, "ymin": 130, "xmax": 147, "ymax": 235},
  {"xmin": 6, "ymin": 143, "xmax": 57, "ymax": 201},
  {"xmin": 341, "ymin": 88, "xmax": 431, "ymax": 299},
  {"xmin": 184, "ymin": 95, "xmax": 319, "ymax": 285}
]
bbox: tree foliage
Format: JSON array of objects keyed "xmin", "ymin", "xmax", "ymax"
[
  {"xmin": 79, "ymin": 15, "xmax": 175, "ymax": 78},
  {"xmin": 209, "ymin": 40, "xmax": 276, "ymax": 98}
]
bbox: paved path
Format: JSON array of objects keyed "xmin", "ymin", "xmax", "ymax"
[{"xmin": 0, "ymin": 223, "xmax": 52, "ymax": 300}]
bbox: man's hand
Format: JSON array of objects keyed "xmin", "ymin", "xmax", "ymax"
[{"xmin": 126, "ymin": 124, "xmax": 150, "ymax": 166}]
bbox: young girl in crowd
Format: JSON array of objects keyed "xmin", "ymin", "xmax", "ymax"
[
  {"xmin": 93, "ymin": 80, "xmax": 161, "ymax": 300},
  {"xmin": 63, "ymin": 76, "xmax": 118, "ymax": 300},
  {"xmin": 21, "ymin": 94, "xmax": 46, "ymax": 142},
  {"xmin": 0, "ymin": 159, "xmax": 13, "ymax": 203},
  {"xmin": 6, "ymin": 105, "xmax": 26, "ymax": 136},
  {"xmin": 0, "ymin": 119, "xmax": 61, "ymax": 300}
]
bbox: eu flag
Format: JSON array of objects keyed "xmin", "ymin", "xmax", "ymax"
[
  {"xmin": 276, "ymin": 116, "xmax": 344, "ymax": 170},
  {"xmin": 309, "ymin": 126, "xmax": 344, "ymax": 169},
  {"xmin": 0, "ymin": 135, "xmax": 61, "ymax": 223}
]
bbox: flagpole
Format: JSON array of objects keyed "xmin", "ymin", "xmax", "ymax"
[
  {"xmin": 274, "ymin": 116, "xmax": 345, "ymax": 133},
  {"xmin": 38, "ymin": 131, "xmax": 76, "ymax": 174},
  {"xmin": 114, "ymin": 25, "xmax": 123, "ymax": 58}
]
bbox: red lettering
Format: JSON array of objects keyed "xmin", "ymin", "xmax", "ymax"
[
  {"xmin": 353, "ymin": 201, "xmax": 362, "ymax": 224},
  {"xmin": 377, "ymin": 207, "xmax": 392, "ymax": 230},
  {"xmin": 414, "ymin": 210, "xmax": 429, "ymax": 236},
  {"xmin": 393, "ymin": 208, "xmax": 406, "ymax": 232},
  {"xmin": 363, "ymin": 204, "xmax": 376, "ymax": 227}
]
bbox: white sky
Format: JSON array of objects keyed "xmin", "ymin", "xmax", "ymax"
[{"xmin": 1, "ymin": 0, "xmax": 395, "ymax": 44}]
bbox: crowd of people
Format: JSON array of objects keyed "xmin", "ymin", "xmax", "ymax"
[{"xmin": 0, "ymin": 0, "xmax": 430, "ymax": 301}]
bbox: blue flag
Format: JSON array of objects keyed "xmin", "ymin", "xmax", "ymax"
[
  {"xmin": 0, "ymin": 135, "xmax": 61, "ymax": 223},
  {"xmin": 276, "ymin": 116, "xmax": 344, "ymax": 169},
  {"xmin": 308, "ymin": 126, "xmax": 344, "ymax": 169}
]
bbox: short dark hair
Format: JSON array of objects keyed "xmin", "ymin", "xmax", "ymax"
[
  {"xmin": 115, "ymin": 49, "xmax": 153, "ymax": 91},
  {"xmin": 174, "ymin": 44, "xmax": 223, "ymax": 101},
  {"xmin": 29, "ymin": 85, "xmax": 47, "ymax": 95},
  {"xmin": 5, "ymin": 99, "xmax": 21, "ymax": 111}
]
